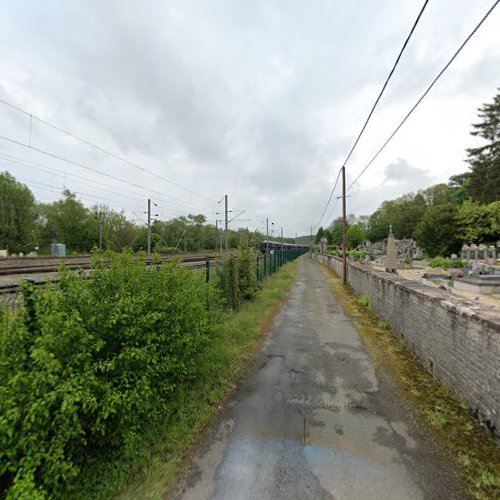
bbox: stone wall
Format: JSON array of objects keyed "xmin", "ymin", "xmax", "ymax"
[{"xmin": 313, "ymin": 253, "xmax": 500, "ymax": 434}]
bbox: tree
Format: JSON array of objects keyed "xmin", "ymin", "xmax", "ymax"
[
  {"xmin": 39, "ymin": 190, "xmax": 97, "ymax": 252},
  {"xmin": 315, "ymin": 227, "xmax": 325, "ymax": 244},
  {"xmin": 329, "ymin": 221, "xmax": 345, "ymax": 246},
  {"xmin": 0, "ymin": 171, "xmax": 37, "ymax": 253},
  {"xmin": 366, "ymin": 209, "xmax": 390, "ymax": 242},
  {"xmin": 414, "ymin": 204, "xmax": 461, "ymax": 257},
  {"xmin": 466, "ymin": 88, "xmax": 500, "ymax": 203},
  {"xmin": 456, "ymin": 200, "xmax": 500, "ymax": 244},
  {"xmin": 346, "ymin": 224, "xmax": 366, "ymax": 249}
]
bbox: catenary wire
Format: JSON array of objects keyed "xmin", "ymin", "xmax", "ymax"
[
  {"xmin": 0, "ymin": 134, "xmax": 214, "ymax": 212},
  {"xmin": 347, "ymin": 0, "xmax": 500, "ymax": 192},
  {"xmin": 0, "ymin": 152, "xmax": 215, "ymax": 215},
  {"xmin": 0, "ymin": 97, "xmax": 219, "ymax": 203}
]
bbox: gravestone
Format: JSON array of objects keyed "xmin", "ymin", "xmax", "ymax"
[
  {"xmin": 320, "ymin": 237, "xmax": 328, "ymax": 254},
  {"xmin": 385, "ymin": 226, "xmax": 397, "ymax": 272}
]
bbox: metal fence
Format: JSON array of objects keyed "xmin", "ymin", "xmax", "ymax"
[
  {"xmin": 256, "ymin": 249, "xmax": 307, "ymax": 282},
  {"xmin": 203, "ymin": 249, "xmax": 308, "ymax": 284}
]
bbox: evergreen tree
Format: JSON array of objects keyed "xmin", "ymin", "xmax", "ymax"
[
  {"xmin": 466, "ymin": 88, "xmax": 500, "ymax": 203},
  {"xmin": 315, "ymin": 227, "xmax": 325, "ymax": 244}
]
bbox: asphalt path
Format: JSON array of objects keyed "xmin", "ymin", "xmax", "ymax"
[{"xmin": 175, "ymin": 257, "xmax": 466, "ymax": 500}]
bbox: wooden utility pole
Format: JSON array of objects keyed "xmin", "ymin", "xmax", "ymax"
[{"xmin": 342, "ymin": 166, "xmax": 347, "ymax": 285}]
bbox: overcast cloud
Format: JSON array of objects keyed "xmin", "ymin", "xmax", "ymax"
[{"xmin": 1, "ymin": 0, "xmax": 499, "ymax": 236}]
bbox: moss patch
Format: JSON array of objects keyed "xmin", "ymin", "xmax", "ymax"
[{"xmin": 318, "ymin": 262, "xmax": 500, "ymax": 500}]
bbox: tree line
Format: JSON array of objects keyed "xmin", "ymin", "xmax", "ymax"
[
  {"xmin": 0, "ymin": 173, "xmax": 294, "ymax": 255},
  {"xmin": 316, "ymin": 87, "xmax": 500, "ymax": 257}
]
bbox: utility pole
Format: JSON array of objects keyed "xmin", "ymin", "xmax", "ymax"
[
  {"xmin": 224, "ymin": 194, "xmax": 228, "ymax": 251},
  {"xmin": 147, "ymin": 198, "xmax": 151, "ymax": 258},
  {"xmin": 342, "ymin": 166, "xmax": 347, "ymax": 285},
  {"xmin": 98, "ymin": 211, "xmax": 103, "ymax": 250},
  {"xmin": 215, "ymin": 219, "xmax": 218, "ymax": 252},
  {"xmin": 266, "ymin": 218, "xmax": 269, "ymax": 254}
]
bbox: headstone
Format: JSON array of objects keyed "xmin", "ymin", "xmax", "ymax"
[
  {"xmin": 320, "ymin": 237, "xmax": 328, "ymax": 254},
  {"xmin": 385, "ymin": 227, "xmax": 397, "ymax": 272},
  {"xmin": 0, "ymin": 249, "xmax": 8, "ymax": 258}
]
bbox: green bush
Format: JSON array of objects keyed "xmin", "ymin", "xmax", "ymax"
[
  {"xmin": 428, "ymin": 257, "xmax": 464, "ymax": 269},
  {"xmin": 216, "ymin": 244, "xmax": 257, "ymax": 310},
  {"xmin": 0, "ymin": 252, "xmax": 219, "ymax": 498}
]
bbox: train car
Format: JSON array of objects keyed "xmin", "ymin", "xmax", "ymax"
[{"xmin": 260, "ymin": 240, "xmax": 309, "ymax": 254}]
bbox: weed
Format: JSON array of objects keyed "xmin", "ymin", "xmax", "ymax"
[{"xmin": 318, "ymin": 262, "xmax": 500, "ymax": 500}]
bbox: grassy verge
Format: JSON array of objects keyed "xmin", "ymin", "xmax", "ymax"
[
  {"xmin": 72, "ymin": 259, "xmax": 299, "ymax": 499},
  {"xmin": 317, "ymin": 261, "xmax": 500, "ymax": 500}
]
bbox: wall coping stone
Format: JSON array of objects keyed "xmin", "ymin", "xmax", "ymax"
[{"xmin": 318, "ymin": 254, "xmax": 500, "ymax": 333}]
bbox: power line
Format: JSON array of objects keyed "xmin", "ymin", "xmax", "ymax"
[
  {"xmin": 0, "ymin": 134, "xmax": 214, "ymax": 212},
  {"xmin": 314, "ymin": 1, "xmax": 430, "ymax": 232},
  {"xmin": 0, "ymin": 97, "xmax": 218, "ymax": 203},
  {"xmin": 0, "ymin": 151, "xmax": 214, "ymax": 214},
  {"xmin": 342, "ymin": 0, "xmax": 430, "ymax": 168},
  {"xmin": 313, "ymin": 168, "xmax": 342, "ymax": 230},
  {"xmin": 347, "ymin": 0, "xmax": 500, "ymax": 191}
]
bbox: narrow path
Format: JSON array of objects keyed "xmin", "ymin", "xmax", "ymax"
[{"xmin": 175, "ymin": 257, "xmax": 466, "ymax": 500}]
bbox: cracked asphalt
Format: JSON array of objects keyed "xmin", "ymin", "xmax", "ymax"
[{"xmin": 174, "ymin": 257, "xmax": 467, "ymax": 500}]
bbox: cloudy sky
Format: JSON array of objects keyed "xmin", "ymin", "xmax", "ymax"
[{"xmin": 1, "ymin": 0, "xmax": 499, "ymax": 237}]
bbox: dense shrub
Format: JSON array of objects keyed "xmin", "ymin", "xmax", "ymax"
[
  {"xmin": 428, "ymin": 257, "xmax": 464, "ymax": 269},
  {"xmin": 0, "ymin": 252, "xmax": 219, "ymax": 498},
  {"xmin": 216, "ymin": 244, "xmax": 257, "ymax": 310}
]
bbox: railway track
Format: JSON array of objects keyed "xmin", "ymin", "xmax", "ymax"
[
  {"xmin": 0, "ymin": 254, "xmax": 216, "ymax": 277},
  {"xmin": 0, "ymin": 256, "xmax": 217, "ymax": 303}
]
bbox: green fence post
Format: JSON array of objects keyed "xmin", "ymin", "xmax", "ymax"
[
  {"xmin": 256, "ymin": 255, "xmax": 260, "ymax": 282},
  {"xmin": 264, "ymin": 254, "xmax": 267, "ymax": 278},
  {"xmin": 205, "ymin": 259, "xmax": 210, "ymax": 283}
]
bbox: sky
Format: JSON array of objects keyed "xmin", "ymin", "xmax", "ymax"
[{"xmin": 0, "ymin": 0, "xmax": 499, "ymax": 237}]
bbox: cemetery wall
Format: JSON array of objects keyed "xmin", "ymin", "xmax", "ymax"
[{"xmin": 313, "ymin": 253, "xmax": 500, "ymax": 434}]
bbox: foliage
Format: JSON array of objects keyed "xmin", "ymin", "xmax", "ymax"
[
  {"xmin": 456, "ymin": 200, "xmax": 500, "ymax": 244},
  {"xmin": 89, "ymin": 260, "xmax": 299, "ymax": 499},
  {"xmin": 329, "ymin": 218, "xmax": 345, "ymax": 245},
  {"xmin": 414, "ymin": 204, "xmax": 461, "ymax": 258},
  {"xmin": 0, "ymin": 171, "xmax": 37, "ymax": 253},
  {"xmin": 428, "ymin": 257, "xmax": 465, "ymax": 269},
  {"xmin": 357, "ymin": 295, "xmax": 372, "ymax": 311},
  {"xmin": 0, "ymin": 252, "xmax": 219, "ymax": 498},
  {"xmin": 466, "ymin": 88, "xmax": 500, "ymax": 204},
  {"xmin": 38, "ymin": 190, "xmax": 99, "ymax": 252},
  {"xmin": 216, "ymin": 244, "xmax": 257, "ymax": 310},
  {"xmin": 346, "ymin": 224, "xmax": 366, "ymax": 249},
  {"xmin": 315, "ymin": 226, "xmax": 325, "ymax": 244}
]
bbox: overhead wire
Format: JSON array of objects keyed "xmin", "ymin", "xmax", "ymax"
[
  {"xmin": 313, "ymin": 0, "xmax": 430, "ymax": 231},
  {"xmin": 313, "ymin": 167, "xmax": 341, "ymax": 230},
  {"xmin": 341, "ymin": 0, "xmax": 430, "ymax": 169},
  {"xmin": 347, "ymin": 0, "xmax": 500, "ymax": 192},
  {"xmin": 0, "ymin": 97, "xmax": 219, "ymax": 203},
  {"xmin": 0, "ymin": 134, "xmax": 214, "ymax": 212},
  {"xmin": 0, "ymin": 151, "xmax": 214, "ymax": 215}
]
